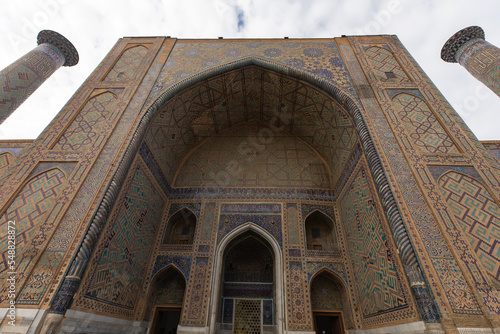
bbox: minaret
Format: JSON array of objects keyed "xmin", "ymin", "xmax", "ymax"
[
  {"xmin": 441, "ymin": 26, "xmax": 500, "ymax": 97},
  {"xmin": 0, "ymin": 30, "xmax": 79, "ymax": 124}
]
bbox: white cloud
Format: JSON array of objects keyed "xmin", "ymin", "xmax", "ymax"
[{"xmin": 1, "ymin": 0, "xmax": 500, "ymax": 140}]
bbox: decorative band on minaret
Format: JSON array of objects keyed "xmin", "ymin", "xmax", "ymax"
[
  {"xmin": 441, "ymin": 26, "xmax": 500, "ymax": 97},
  {"xmin": 0, "ymin": 30, "xmax": 78, "ymax": 124}
]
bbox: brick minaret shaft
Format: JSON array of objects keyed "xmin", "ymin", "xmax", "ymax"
[
  {"xmin": 0, "ymin": 30, "xmax": 78, "ymax": 124},
  {"xmin": 441, "ymin": 26, "xmax": 500, "ymax": 97}
]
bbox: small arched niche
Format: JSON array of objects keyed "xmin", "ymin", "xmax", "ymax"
[
  {"xmin": 163, "ymin": 208, "xmax": 197, "ymax": 244},
  {"xmin": 146, "ymin": 266, "xmax": 187, "ymax": 334},
  {"xmin": 305, "ymin": 211, "xmax": 338, "ymax": 252},
  {"xmin": 310, "ymin": 271, "xmax": 351, "ymax": 333}
]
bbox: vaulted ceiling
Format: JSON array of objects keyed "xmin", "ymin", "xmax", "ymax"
[{"xmin": 143, "ymin": 65, "xmax": 359, "ymax": 189}]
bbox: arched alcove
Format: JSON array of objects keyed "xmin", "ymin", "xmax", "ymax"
[
  {"xmin": 310, "ymin": 270, "xmax": 352, "ymax": 333},
  {"xmin": 163, "ymin": 208, "xmax": 197, "ymax": 245},
  {"xmin": 305, "ymin": 211, "xmax": 338, "ymax": 252},
  {"xmin": 146, "ymin": 266, "xmax": 187, "ymax": 334},
  {"xmin": 174, "ymin": 121, "xmax": 332, "ymax": 189}
]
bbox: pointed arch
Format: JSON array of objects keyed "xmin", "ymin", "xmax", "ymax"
[
  {"xmin": 104, "ymin": 45, "xmax": 149, "ymax": 81},
  {"xmin": 0, "ymin": 152, "xmax": 14, "ymax": 179},
  {"xmin": 144, "ymin": 264, "xmax": 187, "ymax": 321},
  {"xmin": 173, "ymin": 121, "xmax": 333, "ymax": 189},
  {"xmin": 60, "ymin": 55, "xmax": 437, "ymax": 322},
  {"xmin": 206, "ymin": 222, "xmax": 284, "ymax": 334},
  {"xmin": 163, "ymin": 208, "xmax": 197, "ymax": 244},
  {"xmin": 304, "ymin": 210, "xmax": 338, "ymax": 251},
  {"xmin": 310, "ymin": 268, "xmax": 348, "ymax": 308},
  {"xmin": 364, "ymin": 46, "xmax": 409, "ymax": 82},
  {"xmin": 309, "ymin": 268, "xmax": 353, "ymax": 330},
  {"xmin": 51, "ymin": 91, "xmax": 118, "ymax": 151}
]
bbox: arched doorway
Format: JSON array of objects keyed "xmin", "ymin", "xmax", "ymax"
[
  {"xmin": 147, "ymin": 266, "xmax": 187, "ymax": 334},
  {"xmin": 310, "ymin": 271, "xmax": 349, "ymax": 334},
  {"xmin": 209, "ymin": 223, "xmax": 284, "ymax": 334},
  {"xmin": 222, "ymin": 231, "xmax": 274, "ymax": 334}
]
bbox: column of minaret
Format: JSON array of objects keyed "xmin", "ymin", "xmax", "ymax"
[
  {"xmin": 441, "ymin": 26, "xmax": 500, "ymax": 98},
  {"xmin": 0, "ymin": 30, "xmax": 78, "ymax": 124}
]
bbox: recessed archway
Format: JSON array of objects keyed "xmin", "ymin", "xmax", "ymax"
[
  {"xmin": 60, "ymin": 56, "xmax": 432, "ymax": 332},
  {"xmin": 207, "ymin": 223, "xmax": 284, "ymax": 334},
  {"xmin": 146, "ymin": 265, "xmax": 187, "ymax": 334},
  {"xmin": 310, "ymin": 270, "xmax": 352, "ymax": 333},
  {"xmin": 163, "ymin": 208, "xmax": 197, "ymax": 245}
]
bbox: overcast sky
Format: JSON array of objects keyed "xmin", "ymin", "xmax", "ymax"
[{"xmin": 1, "ymin": 0, "xmax": 499, "ymax": 140}]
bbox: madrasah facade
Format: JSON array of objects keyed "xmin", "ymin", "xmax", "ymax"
[{"xmin": 1, "ymin": 26, "xmax": 500, "ymax": 334}]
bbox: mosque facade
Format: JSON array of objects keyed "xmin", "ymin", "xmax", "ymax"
[{"xmin": 1, "ymin": 27, "xmax": 500, "ymax": 334}]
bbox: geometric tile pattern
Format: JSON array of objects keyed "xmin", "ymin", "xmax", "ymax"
[
  {"xmin": 439, "ymin": 171, "xmax": 500, "ymax": 288},
  {"xmin": 0, "ymin": 168, "xmax": 66, "ymax": 304},
  {"xmin": 145, "ymin": 66, "xmax": 358, "ymax": 189},
  {"xmin": 392, "ymin": 93, "xmax": 459, "ymax": 154},
  {"xmin": 79, "ymin": 164, "xmax": 165, "ymax": 316},
  {"xmin": 218, "ymin": 204, "xmax": 282, "ymax": 250},
  {"xmin": 427, "ymin": 165, "xmax": 481, "ymax": 182},
  {"xmin": 306, "ymin": 263, "xmax": 346, "ymax": 283},
  {"xmin": 218, "ymin": 214, "xmax": 282, "ymax": 247},
  {"xmin": 301, "ymin": 204, "xmax": 335, "ymax": 222},
  {"xmin": 148, "ymin": 41, "xmax": 355, "ymax": 105},
  {"xmin": 174, "ymin": 122, "xmax": 331, "ymax": 189},
  {"xmin": 152, "ymin": 255, "xmax": 192, "ymax": 279},
  {"xmin": 463, "ymin": 42, "xmax": 500, "ymax": 97},
  {"xmin": 168, "ymin": 202, "xmax": 202, "ymax": 219},
  {"xmin": 52, "ymin": 92, "xmax": 117, "ymax": 150},
  {"xmin": 14, "ymin": 34, "xmax": 500, "ymax": 330},
  {"xmin": 234, "ymin": 299, "xmax": 261, "ymax": 334},
  {"xmin": 223, "ymin": 283, "xmax": 273, "ymax": 299},
  {"xmin": 355, "ymin": 36, "xmax": 495, "ymax": 318},
  {"xmin": 482, "ymin": 61, "xmax": 500, "ymax": 97},
  {"xmin": 364, "ymin": 46, "xmax": 410, "ymax": 83},
  {"xmin": 310, "ymin": 273, "xmax": 344, "ymax": 311},
  {"xmin": 104, "ymin": 45, "xmax": 148, "ymax": 81},
  {"xmin": 0, "ymin": 152, "xmax": 12, "ymax": 180},
  {"xmin": 184, "ymin": 257, "xmax": 209, "ymax": 325},
  {"xmin": 220, "ymin": 203, "xmax": 282, "ymax": 214},
  {"xmin": 338, "ymin": 167, "xmax": 409, "ymax": 320},
  {"xmin": 491, "ymin": 149, "xmax": 500, "ymax": 161},
  {"xmin": 155, "ymin": 268, "xmax": 186, "ymax": 306},
  {"xmin": 286, "ymin": 262, "xmax": 311, "ymax": 330},
  {"xmin": 0, "ymin": 47, "xmax": 58, "ymax": 122},
  {"xmin": 0, "ymin": 37, "xmax": 166, "ymax": 314},
  {"xmin": 198, "ymin": 203, "xmax": 216, "ymax": 242},
  {"xmin": 430, "ymin": 256, "xmax": 482, "ymax": 314}
]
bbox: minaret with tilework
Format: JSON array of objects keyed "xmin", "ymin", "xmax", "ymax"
[
  {"xmin": 0, "ymin": 30, "xmax": 78, "ymax": 124},
  {"xmin": 441, "ymin": 26, "xmax": 500, "ymax": 97}
]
